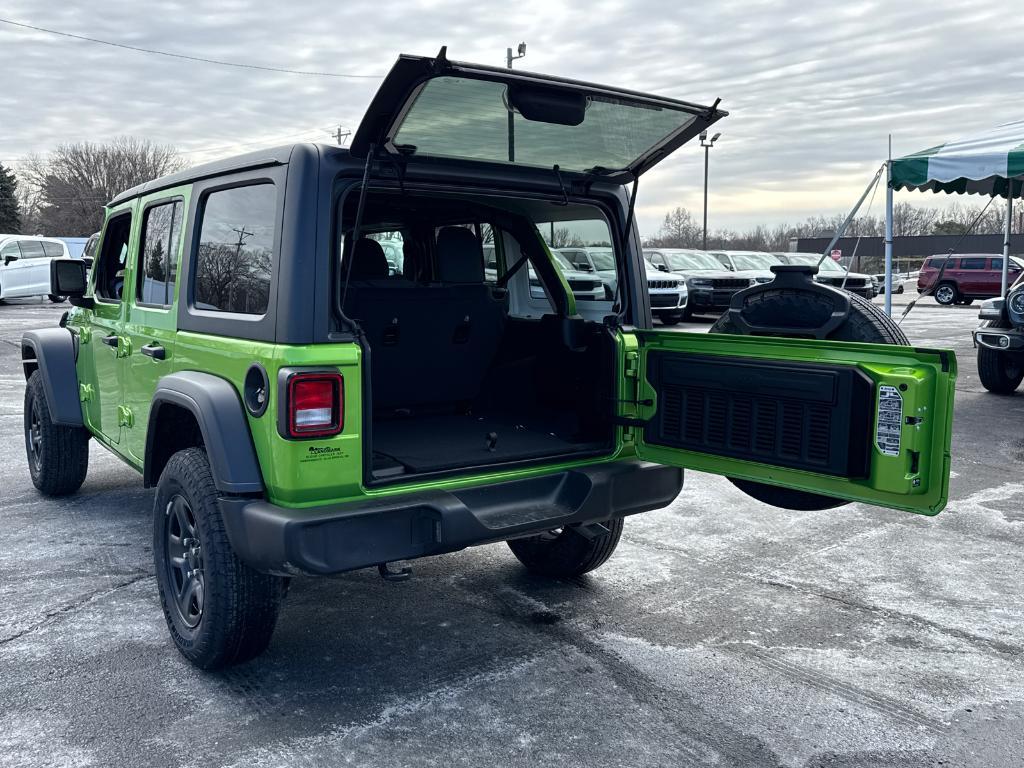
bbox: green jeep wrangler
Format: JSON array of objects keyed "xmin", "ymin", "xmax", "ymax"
[{"xmin": 23, "ymin": 51, "xmax": 957, "ymax": 669}]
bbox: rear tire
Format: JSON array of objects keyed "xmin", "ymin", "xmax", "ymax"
[
  {"xmin": 710, "ymin": 289, "xmax": 909, "ymax": 511},
  {"xmin": 154, "ymin": 447, "xmax": 285, "ymax": 670},
  {"xmin": 507, "ymin": 518, "xmax": 623, "ymax": 578},
  {"xmin": 24, "ymin": 371, "xmax": 89, "ymax": 496},
  {"xmin": 977, "ymin": 346, "xmax": 1024, "ymax": 394},
  {"xmin": 934, "ymin": 282, "xmax": 957, "ymax": 305}
]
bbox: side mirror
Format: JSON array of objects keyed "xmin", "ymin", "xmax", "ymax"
[
  {"xmin": 578, "ymin": 263, "xmax": 594, "ymax": 272},
  {"xmin": 656, "ymin": 264, "xmax": 669, "ymax": 272},
  {"xmin": 50, "ymin": 258, "xmax": 93, "ymax": 308},
  {"xmin": 82, "ymin": 256, "xmax": 94, "ymax": 269},
  {"xmin": 4, "ymin": 254, "xmax": 18, "ymax": 265}
]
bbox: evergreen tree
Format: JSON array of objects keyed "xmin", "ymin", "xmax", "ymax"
[{"xmin": 0, "ymin": 163, "xmax": 20, "ymax": 233}]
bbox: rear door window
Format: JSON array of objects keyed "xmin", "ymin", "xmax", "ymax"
[
  {"xmin": 18, "ymin": 240, "xmax": 45, "ymax": 259},
  {"xmin": 960, "ymin": 257, "xmax": 986, "ymax": 270},
  {"xmin": 137, "ymin": 200, "xmax": 184, "ymax": 307}
]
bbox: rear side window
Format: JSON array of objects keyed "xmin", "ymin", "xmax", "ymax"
[
  {"xmin": 927, "ymin": 257, "xmax": 953, "ymax": 269},
  {"xmin": 137, "ymin": 200, "xmax": 183, "ymax": 307},
  {"xmin": 194, "ymin": 184, "xmax": 275, "ymax": 314},
  {"xmin": 960, "ymin": 257, "xmax": 986, "ymax": 270},
  {"xmin": 41, "ymin": 241, "xmax": 65, "ymax": 258},
  {"xmin": 18, "ymin": 240, "xmax": 45, "ymax": 259}
]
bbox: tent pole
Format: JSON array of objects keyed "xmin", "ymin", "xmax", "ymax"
[
  {"xmin": 884, "ymin": 156, "xmax": 894, "ymax": 316},
  {"xmin": 1003, "ymin": 190, "xmax": 1012, "ymax": 298}
]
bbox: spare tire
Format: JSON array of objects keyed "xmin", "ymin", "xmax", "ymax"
[{"xmin": 709, "ymin": 285, "xmax": 908, "ymax": 511}]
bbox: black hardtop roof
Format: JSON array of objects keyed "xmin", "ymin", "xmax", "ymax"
[{"xmin": 107, "ymin": 142, "xmax": 352, "ymax": 207}]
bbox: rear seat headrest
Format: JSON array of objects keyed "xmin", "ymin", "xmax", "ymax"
[
  {"xmin": 436, "ymin": 227, "xmax": 485, "ymax": 284},
  {"xmin": 348, "ymin": 239, "xmax": 390, "ymax": 280}
]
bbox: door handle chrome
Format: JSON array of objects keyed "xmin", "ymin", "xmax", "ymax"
[{"xmin": 140, "ymin": 343, "xmax": 166, "ymax": 360}]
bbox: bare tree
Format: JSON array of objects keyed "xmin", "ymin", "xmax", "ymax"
[
  {"xmin": 547, "ymin": 227, "xmax": 584, "ymax": 248},
  {"xmin": 19, "ymin": 137, "xmax": 183, "ymax": 236}
]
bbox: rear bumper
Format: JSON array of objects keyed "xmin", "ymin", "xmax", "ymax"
[{"xmin": 219, "ymin": 460, "xmax": 683, "ymax": 576}]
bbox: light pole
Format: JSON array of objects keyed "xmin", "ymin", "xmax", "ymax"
[
  {"xmin": 505, "ymin": 42, "xmax": 526, "ymax": 162},
  {"xmin": 700, "ymin": 131, "xmax": 721, "ymax": 250}
]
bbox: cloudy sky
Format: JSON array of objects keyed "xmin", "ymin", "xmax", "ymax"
[{"xmin": 2, "ymin": 1, "xmax": 1022, "ymax": 237}]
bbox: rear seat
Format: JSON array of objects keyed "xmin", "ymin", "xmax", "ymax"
[
  {"xmin": 432, "ymin": 226, "xmax": 506, "ymax": 398},
  {"xmin": 345, "ymin": 231, "xmax": 506, "ymax": 413}
]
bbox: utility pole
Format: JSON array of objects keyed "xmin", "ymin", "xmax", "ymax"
[
  {"xmin": 333, "ymin": 126, "xmax": 351, "ymax": 146},
  {"xmin": 505, "ymin": 42, "xmax": 526, "ymax": 162},
  {"xmin": 700, "ymin": 131, "xmax": 721, "ymax": 250}
]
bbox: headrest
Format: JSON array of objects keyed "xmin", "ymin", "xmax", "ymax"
[
  {"xmin": 436, "ymin": 227, "xmax": 485, "ymax": 284},
  {"xmin": 348, "ymin": 238, "xmax": 389, "ymax": 280}
]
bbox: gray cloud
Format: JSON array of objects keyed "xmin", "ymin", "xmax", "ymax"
[{"xmin": 2, "ymin": 0, "xmax": 1022, "ymax": 236}]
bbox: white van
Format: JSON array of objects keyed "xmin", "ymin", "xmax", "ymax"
[{"xmin": 0, "ymin": 235, "xmax": 72, "ymax": 302}]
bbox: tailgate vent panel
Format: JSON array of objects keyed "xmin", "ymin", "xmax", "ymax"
[{"xmin": 645, "ymin": 352, "xmax": 874, "ymax": 478}]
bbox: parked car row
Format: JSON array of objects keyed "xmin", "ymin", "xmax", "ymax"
[
  {"xmin": 643, "ymin": 247, "xmax": 879, "ymax": 318},
  {"xmin": 555, "ymin": 247, "xmax": 688, "ymax": 324}
]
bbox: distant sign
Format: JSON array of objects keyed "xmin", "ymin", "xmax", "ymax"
[{"xmin": 831, "ymin": 249, "xmax": 842, "ymax": 261}]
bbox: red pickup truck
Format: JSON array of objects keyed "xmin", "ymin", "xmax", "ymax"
[{"xmin": 918, "ymin": 254, "xmax": 1024, "ymax": 305}]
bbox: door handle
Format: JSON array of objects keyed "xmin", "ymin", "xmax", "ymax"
[
  {"xmin": 140, "ymin": 343, "xmax": 166, "ymax": 361},
  {"xmin": 102, "ymin": 334, "xmax": 119, "ymax": 347}
]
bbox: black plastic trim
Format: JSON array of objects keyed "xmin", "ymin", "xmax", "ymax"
[
  {"xmin": 219, "ymin": 460, "xmax": 682, "ymax": 575},
  {"xmin": 644, "ymin": 351, "xmax": 874, "ymax": 479},
  {"xmin": 914, "ymin": 347, "xmax": 951, "ymax": 373},
  {"xmin": 145, "ymin": 371, "xmax": 264, "ymax": 493},
  {"xmin": 21, "ymin": 329, "xmax": 83, "ymax": 427}
]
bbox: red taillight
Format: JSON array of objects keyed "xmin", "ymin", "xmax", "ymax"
[{"xmin": 287, "ymin": 373, "xmax": 343, "ymax": 438}]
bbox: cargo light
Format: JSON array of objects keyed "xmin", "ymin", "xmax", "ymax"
[{"xmin": 287, "ymin": 373, "xmax": 344, "ymax": 438}]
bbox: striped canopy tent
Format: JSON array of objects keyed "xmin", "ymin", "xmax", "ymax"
[{"xmin": 883, "ymin": 120, "xmax": 1024, "ymax": 309}]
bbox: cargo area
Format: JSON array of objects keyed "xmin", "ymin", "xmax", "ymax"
[{"xmin": 338, "ymin": 191, "xmax": 619, "ymax": 482}]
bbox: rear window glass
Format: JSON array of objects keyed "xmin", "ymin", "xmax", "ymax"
[
  {"xmin": 960, "ymin": 257, "xmax": 987, "ymax": 270},
  {"xmin": 392, "ymin": 76, "xmax": 698, "ymax": 174},
  {"xmin": 41, "ymin": 241, "xmax": 64, "ymax": 258},
  {"xmin": 194, "ymin": 184, "xmax": 275, "ymax": 314}
]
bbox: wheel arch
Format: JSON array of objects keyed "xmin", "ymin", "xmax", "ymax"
[
  {"xmin": 145, "ymin": 371, "xmax": 264, "ymax": 494},
  {"xmin": 21, "ymin": 328, "xmax": 83, "ymax": 426}
]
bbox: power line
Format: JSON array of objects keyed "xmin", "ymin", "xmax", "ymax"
[{"xmin": 0, "ymin": 17, "xmax": 384, "ymax": 79}]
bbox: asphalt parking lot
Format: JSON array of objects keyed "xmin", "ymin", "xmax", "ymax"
[{"xmin": 1, "ymin": 294, "xmax": 1022, "ymax": 768}]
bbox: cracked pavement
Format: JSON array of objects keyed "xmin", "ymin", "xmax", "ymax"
[{"xmin": 1, "ymin": 294, "xmax": 1022, "ymax": 767}]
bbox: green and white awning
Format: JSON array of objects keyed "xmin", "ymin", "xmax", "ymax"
[{"xmin": 890, "ymin": 120, "xmax": 1024, "ymax": 196}]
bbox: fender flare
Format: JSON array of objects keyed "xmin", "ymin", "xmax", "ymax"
[
  {"xmin": 21, "ymin": 328, "xmax": 83, "ymax": 427},
  {"xmin": 145, "ymin": 371, "xmax": 264, "ymax": 494}
]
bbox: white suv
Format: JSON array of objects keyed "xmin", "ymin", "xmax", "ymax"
[{"xmin": 0, "ymin": 235, "xmax": 72, "ymax": 302}]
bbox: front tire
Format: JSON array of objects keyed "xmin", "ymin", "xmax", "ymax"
[
  {"xmin": 658, "ymin": 312, "xmax": 682, "ymax": 326},
  {"xmin": 154, "ymin": 447, "xmax": 285, "ymax": 670},
  {"xmin": 24, "ymin": 371, "xmax": 89, "ymax": 496},
  {"xmin": 507, "ymin": 518, "xmax": 623, "ymax": 578},
  {"xmin": 48, "ymin": 294, "xmax": 66, "ymax": 304},
  {"xmin": 977, "ymin": 346, "xmax": 1024, "ymax": 394}
]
